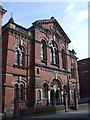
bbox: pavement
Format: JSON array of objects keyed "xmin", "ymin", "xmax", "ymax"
[{"xmin": 28, "ymin": 109, "xmax": 89, "ymax": 119}]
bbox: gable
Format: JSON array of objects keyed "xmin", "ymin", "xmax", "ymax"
[{"xmin": 32, "ymin": 17, "xmax": 71, "ymax": 44}]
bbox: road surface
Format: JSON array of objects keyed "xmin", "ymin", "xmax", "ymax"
[{"xmin": 11, "ymin": 109, "xmax": 89, "ymax": 120}]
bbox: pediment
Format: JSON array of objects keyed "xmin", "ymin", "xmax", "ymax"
[{"xmin": 33, "ymin": 17, "xmax": 71, "ymax": 44}]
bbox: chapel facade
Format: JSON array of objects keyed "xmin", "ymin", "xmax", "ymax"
[{"xmin": 1, "ymin": 6, "xmax": 79, "ymax": 116}]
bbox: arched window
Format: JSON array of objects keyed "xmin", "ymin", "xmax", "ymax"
[
  {"xmin": 63, "ymin": 85, "xmax": 67, "ymax": 91},
  {"xmin": 71, "ymin": 62, "xmax": 75, "ymax": 78},
  {"xmin": 41, "ymin": 40, "xmax": 46, "ymax": 61},
  {"xmin": 50, "ymin": 47, "xmax": 53, "ymax": 63},
  {"xmin": 20, "ymin": 51, "xmax": 25, "ymax": 66},
  {"xmin": 19, "ymin": 84, "xmax": 25, "ymax": 101},
  {"xmin": 14, "ymin": 83, "xmax": 25, "ymax": 101},
  {"xmin": 14, "ymin": 84, "xmax": 19, "ymax": 100},
  {"xmin": 50, "ymin": 41, "xmax": 58, "ymax": 64},
  {"xmin": 15, "ymin": 50, "xmax": 19, "ymax": 65},
  {"xmin": 37, "ymin": 90, "xmax": 41, "ymax": 101},
  {"xmin": 14, "ymin": 44, "xmax": 26, "ymax": 66},
  {"xmin": 61, "ymin": 49, "xmax": 66, "ymax": 69},
  {"xmin": 43, "ymin": 83, "xmax": 48, "ymax": 99}
]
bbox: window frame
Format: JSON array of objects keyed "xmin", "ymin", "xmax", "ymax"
[
  {"xmin": 61, "ymin": 49, "xmax": 66, "ymax": 69},
  {"xmin": 50, "ymin": 41, "xmax": 59, "ymax": 66},
  {"xmin": 14, "ymin": 44, "xmax": 26, "ymax": 67},
  {"xmin": 71, "ymin": 61, "xmax": 76, "ymax": 78},
  {"xmin": 41, "ymin": 39, "xmax": 47, "ymax": 63}
]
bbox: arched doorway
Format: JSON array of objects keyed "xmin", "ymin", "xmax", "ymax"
[{"xmin": 50, "ymin": 79, "xmax": 62, "ymax": 105}]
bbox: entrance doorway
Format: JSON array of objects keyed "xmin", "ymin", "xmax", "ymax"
[
  {"xmin": 56, "ymin": 90, "xmax": 60, "ymax": 105},
  {"xmin": 50, "ymin": 79, "xmax": 62, "ymax": 105}
]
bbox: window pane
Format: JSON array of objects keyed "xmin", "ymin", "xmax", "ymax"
[
  {"xmin": 61, "ymin": 49, "xmax": 66, "ymax": 68},
  {"xmin": 19, "ymin": 52, "xmax": 25, "ymax": 66},
  {"xmin": 20, "ymin": 84, "xmax": 25, "ymax": 101},
  {"xmin": 41, "ymin": 40, "xmax": 46, "ymax": 61},
  {"xmin": 50, "ymin": 47, "xmax": 53, "ymax": 63},
  {"xmin": 15, "ymin": 50, "xmax": 19, "ymax": 65},
  {"xmin": 14, "ymin": 84, "xmax": 19, "ymax": 99}
]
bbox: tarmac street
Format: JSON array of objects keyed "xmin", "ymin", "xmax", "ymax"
[{"xmin": 10, "ymin": 109, "xmax": 89, "ymax": 120}]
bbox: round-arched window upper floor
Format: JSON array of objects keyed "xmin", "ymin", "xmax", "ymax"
[
  {"xmin": 14, "ymin": 44, "xmax": 26, "ymax": 67},
  {"xmin": 41, "ymin": 39, "xmax": 47, "ymax": 62},
  {"xmin": 61, "ymin": 49, "xmax": 66, "ymax": 69},
  {"xmin": 71, "ymin": 61, "xmax": 76, "ymax": 78},
  {"xmin": 50, "ymin": 41, "xmax": 58, "ymax": 65}
]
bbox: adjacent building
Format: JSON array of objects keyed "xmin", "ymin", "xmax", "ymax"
[
  {"xmin": 0, "ymin": 5, "xmax": 7, "ymax": 116},
  {"xmin": 1, "ymin": 7, "xmax": 79, "ymax": 117},
  {"xmin": 78, "ymin": 58, "xmax": 90, "ymax": 99}
]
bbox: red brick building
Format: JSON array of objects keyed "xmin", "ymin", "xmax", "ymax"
[{"xmin": 1, "ymin": 7, "xmax": 79, "ymax": 117}]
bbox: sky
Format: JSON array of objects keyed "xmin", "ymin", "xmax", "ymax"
[{"xmin": 1, "ymin": 1, "xmax": 88, "ymax": 60}]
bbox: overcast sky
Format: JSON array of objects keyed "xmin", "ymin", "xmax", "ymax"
[{"xmin": 2, "ymin": 1, "xmax": 88, "ymax": 60}]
